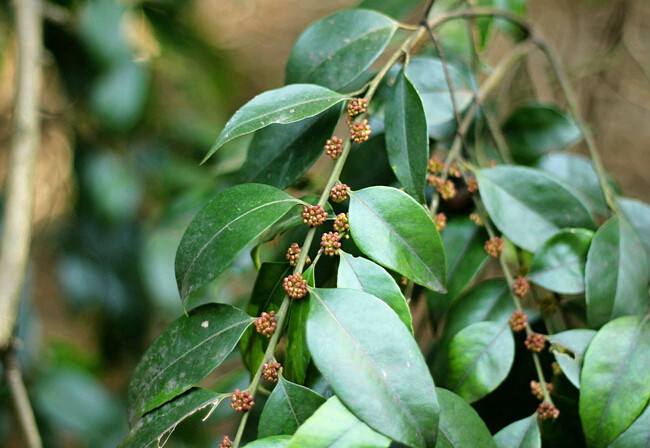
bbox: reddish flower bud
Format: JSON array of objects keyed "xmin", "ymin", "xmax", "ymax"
[
  {"xmin": 347, "ymin": 98, "xmax": 368, "ymax": 118},
  {"xmin": 350, "ymin": 119, "xmax": 371, "ymax": 143},
  {"xmin": 537, "ymin": 402, "xmax": 559, "ymax": 420},
  {"xmin": 530, "ymin": 380, "xmax": 554, "ymax": 400},
  {"xmin": 301, "ymin": 204, "xmax": 328, "ymax": 227},
  {"xmin": 262, "ymin": 362, "xmax": 282, "ymax": 382},
  {"xmin": 525, "ymin": 332, "xmax": 546, "ymax": 353},
  {"xmin": 469, "ymin": 212, "xmax": 483, "ymax": 226},
  {"xmin": 514, "ymin": 276, "xmax": 530, "ymax": 298},
  {"xmin": 448, "ymin": 162, "xmax": 461, "ymax": 178},
  {"xmin": 283, "ymin": 273, "xmax": 308, "ymax": 299},
  {"xmin": 484, "ymin": 237, "xmax": 504, "ymax": 258},
  {"xmin": 428, "ymin": 176, "xmax": 456, "ymax": 200},
  {"xmin": 434, "ymin": 213, "xmax": 447, "ymax": 232},
  {"xmin": 230, "ymin": 389, "xmax": 254, "ymax": 412},
  {"xmin": 324, "ymin": 136, "xmax": 343, "ymax": 160},
  {"xmin": 330, "ymin": 184, "xmax": 350, "ymax": 203},
  {"xmin": 427, "ymin": 156, "xmax": 445, "ymax": 175},
  {"xmin": 467, "ymin": 177, "xmax": 478, "ymax": 194},
  {"xmin": 509, "ymin": 310, "xmax": 528, "ymax": 332},
  {"xmin": 255, "ymin": 311, "xmax": 277, "ymax": 338},
  {"xmin": 320, "ymin": 231, "xmax": 342, "ymax": 256},
  {"xmin": 219, "ymin": 435, "xmax": 232, "ymax": 448}
]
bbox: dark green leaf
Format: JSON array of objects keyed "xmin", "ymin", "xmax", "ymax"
[
  {"xmin": 493, "ymin": 414, "xmax": 541, "ymax": 448},
  {"xmin": 476, "ymin": 166, "xmax": 596, "ymax": 252},
  {"xmin": 175, "ymin": 184, "xmax": 301, "ymax": 300},
  {"xmin": 385, "ymin": 68, "xmax": 429, "ymax": 202},
  {"xmin": 340, "ymin": 132, "xmax": 396, "ymax": 191},
  {"xmin": 287, "ymin": 396, "xmax": 391, "ymax": 447},
  {"xmin": 349, "ymin": 186, "xmax": 446, "ymax": 291},
  {"xmin": 357, "ymin": 0, "xmax": 423, "ymax": 19},
  {"xmin": 503, "ymin": 104, "xmax": 581, "ymax": 164},
  {"xmin": 337, "ymin": 251, "xmax": 413, "ymax": 332},
  {"xmin": 585, "ymin": 215, "xmax": 649, "ymax": 329},
  {"xmin": 244, "ymin": 436, "xmax": 291, "ymax": 448},
  {"xmin": 528, "ymin": 228, "xmax": 594, "ymax": 294},
  {"xmin": 535, "ymin": 153, "xmax": 609, "ymax": 216},
  {"xmin": 436, "ymin": 387, "xmax": 497, "ymax": 448},
  {"xmin": 618, "ymin": 197, "xmax": 650, "ymax": 278},
  {"xmin": 548, "ymin": 329, "xmax": 596, "ymax": 390},
  {"xmin": 307, "ymin": 288, "xmax": 438, "ymax": 446},
  {"xmin": 429, "ymin": 217, "xmax": 489, "ymax": 310},
  {"xmin": 580, "ymin": 315, "xmax": 650, "ymax": 448},
  {"xmin": 119, "ymin": 388, "xmax": 225, "ymax": 448},
  {"xmin": 406, "ymin": 57, "xmax": 474, "ymax": 140},
  {"xmin": 241, "ymin": 106, "xmax": 342, "ymax": 190},
  {"xmin": 609, "ymin": 401, "xmax": 650, "ymax": 448},
  {"xmin": 127, "ymin": 303, "xmax": 253, "ymax": 423},
  {"xmin": 258, "ymin": 376, "xmax": 326, "ymax": 437},
  {"xmin": 447, "ymin": 321, "xmax": 515, "ymax": 403},
  {"xmin": 285, "ymin": 9, "xmax": 397, "ymax": 91},
  {"xmin": 205, "ymin": 85, "xmax": 348, "ymax": 161},
  {"xmin": 285, "ymin": 297, "xmax": 311, "ymax": 384}
]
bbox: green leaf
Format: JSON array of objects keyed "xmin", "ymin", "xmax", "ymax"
[
  {"xmin": 609, "ymin": 401, "xmax": 650, "ymax": 448},
  {"xmin": 287, "ymin": 396, "xmax": 391, "ymax": 448},
  {"xmin": 349, "ymin": 186, "xmax": 446, "ymax": 291},
  {"xmin": 585, "ymin": 215, "xmax": 649, "ymax": 329},
  {"xmin": 243, "ymin": 436, "xmax": 291, "ymax": 448},
  {"xmin": 580, "ymin": 315, "xmax": 650, "ymax": 448},
  {"xmin": 357, "ymin": 0, "xmax": 423, "ymax": 19},
  {"xmin": 476, "ymin": 166, "xmax": 596, "ymax": 252},
  {"xmin": 528, "ymin": 228, "xmax": 594, "ymax": 294},
  {"xmin": 175, "ymin": 184, "xmax": 301, "ymax": 300},
  {"xmin": 258, "ymin": 376, "xmax": 326, "ymax": 438},
  {"xmin": 428, "ymin": 217, "xmax": 489, "ymax": 310},
  {"xmin": 127, "ymin": 303, "xmax": 253, "ymax": 423},
  {"xmin": 119, "ymin": 388, "xmax": 225, "ymax": 448},
  {"xmin": 205, "ymin": 84, "xmax": 348, "ymax": 161},
  {"xmin": 406, "ymin": 57, "xmax": 474, "ymax": 140},
  {"xmin": 241, "ymin": 263, "xmax": 291, "ymax": 374},
  {"xmin": 548, "ymin": 329, "xmax": 596, "ymax": 390},
  {"xmin": 493, "ymin": 414, "xmax": 541, "ymax": 448},
  {"xmin": 285, "ymin": 297, "xmax": 311, "ymax": 384},
  {"xmin": 447, "ymin": 321, "xmax": 515, "ymax": 403},
  {"xmin": 306, "ymin": 288, "xmax": 438, "ymax": 446},
  {"xmin": 503, "ymin": 104, "xmax": 581, "ymax": 164},
  {"xmin": 618, "ymin": 197, "xmax": 650, "ymax": 278},
  {"xmin": 535, "ymin": 153, "xmax": 609, "ymax": 216},
  {"xmin": 285, "ymin": 9, "xmax": 397, "ymax": 91},
  {"xmin": 436, "ymin": 388, "xmax": 497, "ymax": 448},
  {"xmin": 385, "ymin": 68, "xmax": 429, "ymax": 202},
  {"xmin": 241, "ymin": 106, "xmax": 342, "ymax": 190},
  {"xmin": 337, "ymin": 251, "xmax": 413, "ymax": 333}
]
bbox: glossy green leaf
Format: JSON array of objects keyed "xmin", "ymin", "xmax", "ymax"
[
  {"xmin": 285, "ymin": 297, "xmax": 311, "ymax": 384},
  {"xmin": 243, "ymin": 436, "xmax": 291, "ymax": 448},
  {"xmin": 503, "ymin": 104, "xmax": 581, "ymax": 164},
  {"xmin": 429, "ymin": 217, "xmax": 489, "ymax": 310},
  {"xmin": 585, "ymin": 215, "xmax": 649, "ymax": 329},
  {"xmin": 337, "ymin": 251, "xmax": 413, "ymax": 333},
  {"xmin": 285, "ymin": 9, "xmax": 397, "ymax": 91},
  {"xmin": 119, "ymin": 388, "xmax": 225, "ymax": 448},
  {"xmin": 609, "ymin": 401, "xmax": 650, "ymax": 448},
  {"xmin": 476, "ymin": 166, "xmax": 596, "ymax": 252},
  {"xmin": 175, "ymin": 184, "xmax": 301, "ymax": 300},
  {"xmin": 580, "ymin": 315, "xmax": 650, "ymax": 448},
  {"xmin": 256, "ymin": 195, "xmax": 332, "ymax": 245},
  {"xmin": 349, "ymin": 186, "xmax": 446, "ymax": 291},
  {"xmin": 618, "ymin": 197, "xmax": 650, "ymax": 278},
  {"xmin": 241, "ymin": 263, "xmax": 291, "ymax": 374},
  {"xmin": 258, "ymin": 376, "xmax": 326, "ymax": 438},
  {"xmin": 306, "ymin": 288, "xmax": 438, "ymax": 446},
  {"xmin": 493, "ymin": 414, "xmax": 541, "ymax": 448},
  {"xmin": 406, "ymin": 57, "xmax": 474, "ymax": 140},
  {"xmin": 436, "ymin": 388, "xmax": 497, "ymax": 448},
  {"xmin": 127, "ymin": 303, "xmax": 253, "ymax": 423},
  {"xmin": 287, "ymin": 396, "xmax": 391, "ymax": 448},
  {"xmin": 241, "ymin": 106, "xmax": 342, "ymax": 190},
  {"xmin": 357, "ymin": 0, "xmax": 423, "ymax": 19},
  {"xmin": 385, "ymin": 68, "xmax": 428, "ymax": 202},
  {"xmin": 548, "ymin": 329, "xmax": 596, "ymax": 390},
  {"xmin": 535, "ymin": 153, "xmax": 609, "ymax": 216},
  {"xmin": 528, "ymin": 228, "xmax": 594, "ymax": 294},
  {"xmin": 205, "ymin": 85, "xmax": 348, "ymax": 161},
  {"xmin": 447, "ymin": 321, "xmax": 515, "ymax": 403}
]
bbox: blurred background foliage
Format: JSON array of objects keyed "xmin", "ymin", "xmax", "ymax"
[{"xmin": 0, "ymin": 0, "xmax": 648, "ymax": 446}]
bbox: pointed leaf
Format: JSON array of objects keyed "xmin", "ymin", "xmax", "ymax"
[
  {"xmin": 241, "ymin": 106, "xmax": 342, "ymax": 189},
  {"xmin": 119, "ymin": 388, "xmax": 225, "ymax": 448},
  {"xmin": 617, "ymin": 197, "xmax": 650, "ymax": 278},
  {"xmin": 580, "ymin": 315, "xmax": 650, "ymax": 448},
  {"xmin": 609, "ymin": 401, "xmax": 650, "ymax": 448},
  {"xmin": 585, "ymin": 215, "xmax": 649, "ymax": 329},
  {"xmin": 287, "ymin": 396, "xmax": 391, "ymax": 448},
  {"xmin": 436, "ymin": 388, "xmax": 497, "ymax": 448},
  {"xmin": 528, "ymin": 228, "xmax": 594, "ymax": 294},
  {"xmin": 349, "ymin": 186, "xmax": 446, "ymax": 291},
  {"xmin": 307, "ymin": 288, "xmax": 438, "ymax": 446},
  {"xmin": 337, "ymin": 251, "xmax": 413, "ymax": 332},
  {"xmin": 205, "ymin": 84, "xmax": 348, "ymax": 160},
  {"xmin": 175, "ymin": 184, "xmax": 301, "ymax": 300},
  {"xmin": 548, "ymin": 329, "xmax": 596, "ymax": 390},
  {"xmin": 285, "ymin": 9, "xmax": 397, "ymax": 91},
  {"xmin": 447, "ymin": 321, "xmax": 515, "ymax": 402},
  {"xmin": 493, "ymin": 414, "xmax": 541, "ymax": 448},
  {"xmin": 127, "ymin": 303, "xmax": 254, "ymax": 423},
  {"xmin": 385, "ymin": 68, "xmax": 428, "ymax": 202},
  {"xmin": 258, "ymin": 376, "xmax": 326, "ymax": 437},
  {"xmin": 477, "ymin": 166, "xmax": 596, "ymax": 252}
]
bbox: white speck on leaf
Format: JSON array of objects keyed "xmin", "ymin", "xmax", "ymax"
[
  {"xmin": 201, "ymin": 321, "xmax": 209, "ymax": 328},
  {"xmin": 290, "ymin": 109, "xmax": 295, "ymax": 113}
]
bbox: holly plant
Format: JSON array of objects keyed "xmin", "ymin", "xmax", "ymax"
[{"xmin": 119, "ymin": 2, "xmax": 650, "ymax": 448}]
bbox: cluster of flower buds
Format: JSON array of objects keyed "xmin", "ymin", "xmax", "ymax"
[
  {"xmin": 262, "ymin": 362, "xmax": 282, "ymax": 382},
  {"xmin": 484, "ymin": 237, "xmax": 504, "ymax": 258},
  {"xmin": 219, "ymin": 435, "xmax": 232, "ymax": 448},
  {"xmin": 448, "ymin": 162, "xmax": 461, "ymax": 178},
  {"xmin": 427, "ymin": 156, "xmax": 445, "ymax": 174},
  {"xmin": 537, "ymin": 402, "xmax": 560, "ymax": 420},
  {"xmin": 324, "ymin": 136, "xmax": 343, "ymax": 160},
  {"xmin": 301, "ymin": 204, "xmax": 328, "ymax": 227},
  {"xmin": 514, "ymin": 276, "xmax": 530, "ymax": 298},
  {"xmin": 330, "ymin": 184, "xmax": 350, "ymax": 203},
  {"xmin": 283, "ymin": 273, "xmax": 308, "ymax": 299},
  {"xmin": 254, "ymin": 311, "xmax": 276, "ymax": 338},
  {"xmin": 321, "ymin": 232, "xmax": 342, "ymax": 256},
  {"xmin": 467, "ymin": 177, "xmax": 479, "ymax": 193},
  {"xmin": 230, "ymin": 389, "xmax": 254, "ymax": 412},
  {"xmin": 434, "ymin": 213, "xmax": 447, "ymax": 232},
  {"xmin": 509, "ymin": 310, "xmax": 528, "ymax": 332},
  {"xmin": 347, "ymin": 98, "xmax": 368, "ymax": 117},
  {"xmin": 530, "ymin": 380, "xmax": 554, "ymax": 400},
  {"xmin": 286, "ymin": 243, "xmax": 310, "ymax": 267},
  {"xmin": 469, "ymin": 212, "xmax": 483, "ymax": 226},
  {"xmin": 333, "ymin": 213, "xmax": 349, "ymax": 233},
  {"xmin": 350, "ymin": 119, "xmax": 371, "ymax": 143},
  {"xmin": 429, "ymin": 176, "xmax": 456, "ymax": 200},
  {"xmin": 525, "ymin": 332, "xmax": 546, "ymax": 353}
]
